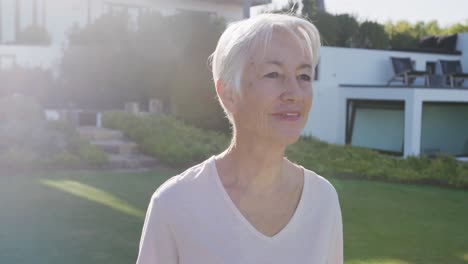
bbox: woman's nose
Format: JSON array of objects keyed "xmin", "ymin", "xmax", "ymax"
[{"xmin": 280, "ymin": 76, "xmax": 302, "ymax": 102}]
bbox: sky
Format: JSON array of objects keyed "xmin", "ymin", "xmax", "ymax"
[{"xmin": 256, "ymin": 0, "xmax": 468, "ymax": 27}]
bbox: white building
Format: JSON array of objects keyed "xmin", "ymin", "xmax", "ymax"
[
  {"xmin": 0, "ymin": 0, "xmax": 270, "ymax": 69},
  {"xmin": 303, "ymin": 33, "xmax": 468, "ymax": 158}
]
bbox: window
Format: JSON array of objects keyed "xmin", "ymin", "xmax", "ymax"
[
  {"xmin": 421, "ymin": 102, "xmax": 468, "ymax": 157},
  {"xmin": 346, "ymin": 100, "xmax": 405, "ymax": 155}
]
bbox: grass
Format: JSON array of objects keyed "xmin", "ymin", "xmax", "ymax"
[{"xmin": 0, "ymin": 169, "xmax": 467, "ymax": 264}]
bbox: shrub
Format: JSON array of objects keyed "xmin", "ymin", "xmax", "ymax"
[
  {"xmin": 286, "ymin": 137, "xmax": 468, "ymax": 189},
  {"xmin": 0, "ymin": 96, "xmax": 107, "ymax": 170},
  {"xmin": 76, "ymin": 139, "xmax": 108, "ymax": 167},
  {"xmin": 102, "ymin": 111, "xmax": 228, "ymax": 167},
  {"xmin": 102, "ymin": 111, "xmax": 468, "ymax": 189}
]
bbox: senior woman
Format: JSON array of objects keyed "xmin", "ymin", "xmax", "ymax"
[{"xmin": 137, "ymin": 13, "xmax": 343, "ymax": 264}]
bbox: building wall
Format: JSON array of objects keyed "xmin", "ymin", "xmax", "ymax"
[
  {"xmin": 0, "ymin": 44, "xmax": 58, "ymax": 69},
  {"xmin": 303, "ymin": 45, "xmax": 465, "ymax": 147},
  {"xmin": 0, "ymin": 0, "xmax": 246, "ymax": 70}
]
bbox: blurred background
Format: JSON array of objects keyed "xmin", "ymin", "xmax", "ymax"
[{"xmin": 0, "ymin": 1, "xmax": 467, "ymax": 263}]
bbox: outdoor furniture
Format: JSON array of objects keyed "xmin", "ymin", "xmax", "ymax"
[
  {"xmin": 387, "ymin": 57, "xmax": 431, "ymax": 86},
  {"xmin": 439, "ymin": 60, "xmax": 468, "ymax": 87},
  {"xmin": 425, "ymin": 61, "xmax": 446, "ymax": 87}
]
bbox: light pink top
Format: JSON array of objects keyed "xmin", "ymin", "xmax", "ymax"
[{"xmin": 137, "ymin": 156, "xmax": 343, "ymax": 264}]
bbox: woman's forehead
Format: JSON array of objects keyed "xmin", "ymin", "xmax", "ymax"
[{"xmin": 250, "ymin": 29, "xmax": 312, "ymax": 65}]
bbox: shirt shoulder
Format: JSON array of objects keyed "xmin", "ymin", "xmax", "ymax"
[
  {"xmin": 303, "ymin": 168, "xmax": 340, "ymax": 204},
  {"xmin": 150, "ymin": 157, "xmax": 214, "ymax": 205}
]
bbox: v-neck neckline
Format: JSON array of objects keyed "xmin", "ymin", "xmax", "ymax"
[{"xmin": 209, "ymin": 156, "xmax": 308, "ymax": 242}]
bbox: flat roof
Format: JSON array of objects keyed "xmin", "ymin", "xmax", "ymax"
[
  {"xmin": 205, "ymin": 0, "xmax": 272, "ymax": 6},
  {"xmin": 340, "ymin": 84, "xmax": 468, "ymax": 91}
]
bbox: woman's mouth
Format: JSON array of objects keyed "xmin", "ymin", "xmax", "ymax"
[{"xmin": 272, "ymin": 111, "xmax": 301, "ymax": 121}]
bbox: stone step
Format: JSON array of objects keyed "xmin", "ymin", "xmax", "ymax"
[
  {"xmin": 103, "ymin": 154, "xmax": 159, "ymax": 169},
  {"xmin": 78, "ymin": 126, "xmax": 124, "ymax": 141},
  {"xmin": 91, "ymin": 139, "xmax": 138, "ymax": 155}
]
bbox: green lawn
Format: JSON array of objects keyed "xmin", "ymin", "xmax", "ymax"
[{"xmin": 1, "ymin": 169, "xmax": 467, "ymax": 264}]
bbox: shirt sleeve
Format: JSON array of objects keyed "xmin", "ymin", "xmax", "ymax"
[
  {"xmin": 327, "ymin": 199, "xmax": 343, "ymax": 264},
  {"xmin": 136, "ymin": 195, "xmax": 179, "ymax": 264}
]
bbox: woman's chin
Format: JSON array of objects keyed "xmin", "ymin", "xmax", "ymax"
[{"xmin": 273, "ymin": 131, "xmax": 302, "ymax": 146}]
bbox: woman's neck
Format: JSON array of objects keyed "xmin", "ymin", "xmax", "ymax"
[{"xmin": 215, "ymin": 134, "xmax": 288, "ymax": 194}]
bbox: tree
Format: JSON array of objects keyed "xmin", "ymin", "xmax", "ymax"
[
  {"xmin": 385, "ymin": 20, "xmax": 419, "ymax": 49},
  {"xmin": 357, "ymin": 21, "xmax": 389, "ymax": 49},
  {"xmin": 310, "ymin": 11, "xmax": 338, "ymax": 46},
  {"xmin": 167, "ymin": 12, "xmax": 229, "ymax": 132},
  {"xmin": 59, "ymin": 11, "xmax": 230, "ymax": 131},
  {"xmin": 446, "ymin": 22, "xmax": 468, "ymax": 35},
  {"xmin": 0, "ymin": 66, "xmax": 55, "ymax": 106},
  {"xmin": 424, "ymin": 20, "xmax": 443, "ymax": 36},
  {"xmin": 335, "ymin": 14, "xmax": 359, "ymax": 47},
  {"xmin": 60, "ymin": 12, "xmax": 137, "ymax": 110},
  {"xmin": 260, "ymin": 0, "xmax": 300, "ymax": 14},
  {"xmin": 302, "ymin": 0, "xmax": 317, "ymax": 18}
]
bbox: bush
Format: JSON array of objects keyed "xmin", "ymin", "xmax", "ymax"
[
  {"xmin": 102, "ymin": 111, "xmax": 228, "ymax": 167},
  {"xmin": 0, "ymin": 96, "xmax": 107, "ymax": 170},
  {"xmin": 102, "ymin": 111, "xmax": 468, "ymax": 188},
  {"xmin": 286, "ymin": 137, "xmax": 468, "ymax": 189},
  {"xmin": 74, "ymin": 138, "xmax": 107, "ymax": 167}
]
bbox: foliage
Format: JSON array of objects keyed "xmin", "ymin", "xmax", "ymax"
[
  {"xmin": 76, "ymin": 139, "xmax": 108, "ymax": 167},
  {"xmin": 302, "ymin": 0, "xmax": 317, "ymax": 18},
  {"xmin": 357, "ymin": 21, "xmax": 389, "ymax": 49},
  {"xmin": 335, "ymin": 14, "xmax": 360, "ymax": 47},
  {"xmin": 101, "ymin": 110, "xmax": 468, "ymax": 188},
  {"xmin": 0, "ymin": 95, "xmax": 107, "ymax": 170},
  {"xmin": 166, "ymin": 12, "xmax": 229, "ymax": 132},
  {"xmin": 102, "ymin": 111, "xmax": 229, "ymax": 167},
  {"xmin": 286, "ymin": 137, "xmax": 468, "ymax": 189},
  {"xmin": 262, "ymin": 2, "xmax": 468, "ymax": 50},
  {"xmin": 16, "ymin": 25, "xmax": 51, "ymax": 46},
  {"xmin": 309, "ymin": 11, "xmax": 338, "ymax": 46},
  {"xmin": 384, "ymin": 19, "xmax": 468, "ymax": 49},
  {"xmin": 0, "ymin": 67, "xmax": 57, "ymax": 107},
  {"xmin": 59, "ymin": 11, "xmax": 229, "ymax": 132},
  {"xmin": 260, "ymin": 0, "xmax": 300, "ymax": 14},
  {"xmin": 385, "ymin": 20, "xmax": 420, "ymax": 49},
  {"xmin": 446, "ymin": 21, "xmax": 468, "ymax": 35}
]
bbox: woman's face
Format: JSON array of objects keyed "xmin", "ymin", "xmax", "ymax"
[{"xmin": 232, "ymin": 28, "xmax": 314, "ymax": 146}]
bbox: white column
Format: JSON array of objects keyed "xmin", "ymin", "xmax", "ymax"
[
  {"xmin": 404, "ymin": 98, "xmax": 423, "ymax": 157},
  {"xmin": 97, "ymin": 112, "xmax": 102, "ymax": 128},
  {"xmin": 337, "ymin": 93, "xmax": 348, "ymax": 145}
]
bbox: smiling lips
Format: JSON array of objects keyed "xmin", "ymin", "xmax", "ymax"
[{"xmin": 272, "ymin": 111, "xmax": 302, "ymax": 121}]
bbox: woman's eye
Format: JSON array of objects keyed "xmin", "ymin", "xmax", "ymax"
[
  {"xmin": 265, "ymin": 72, "xmax": 280, "ymax": 78},
  {"xmin": 298, "ymin": 74, "xmax": 311, "ymax": 81}
]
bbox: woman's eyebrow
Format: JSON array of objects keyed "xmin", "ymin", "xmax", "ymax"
[{"xmin": 298, "ymin": 64, "xmax": 312, "ymax": 70}]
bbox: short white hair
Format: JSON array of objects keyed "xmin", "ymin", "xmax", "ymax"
[{"xmin": 209, "ymin": 13, "xmax": 321, "ymax": 95}]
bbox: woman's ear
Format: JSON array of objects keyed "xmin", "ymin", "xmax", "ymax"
[{"xmin": 216, "ymin": 80, "xmax": 238, "ymax": 114}]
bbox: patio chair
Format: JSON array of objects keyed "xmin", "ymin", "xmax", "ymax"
[
  {"xmin": 387, "ymin": 57, "xmax": 430, "ymax": 86},
  {"xmin": 439, "ymin": 60, "xmax": 468, "ymax": 87}
]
